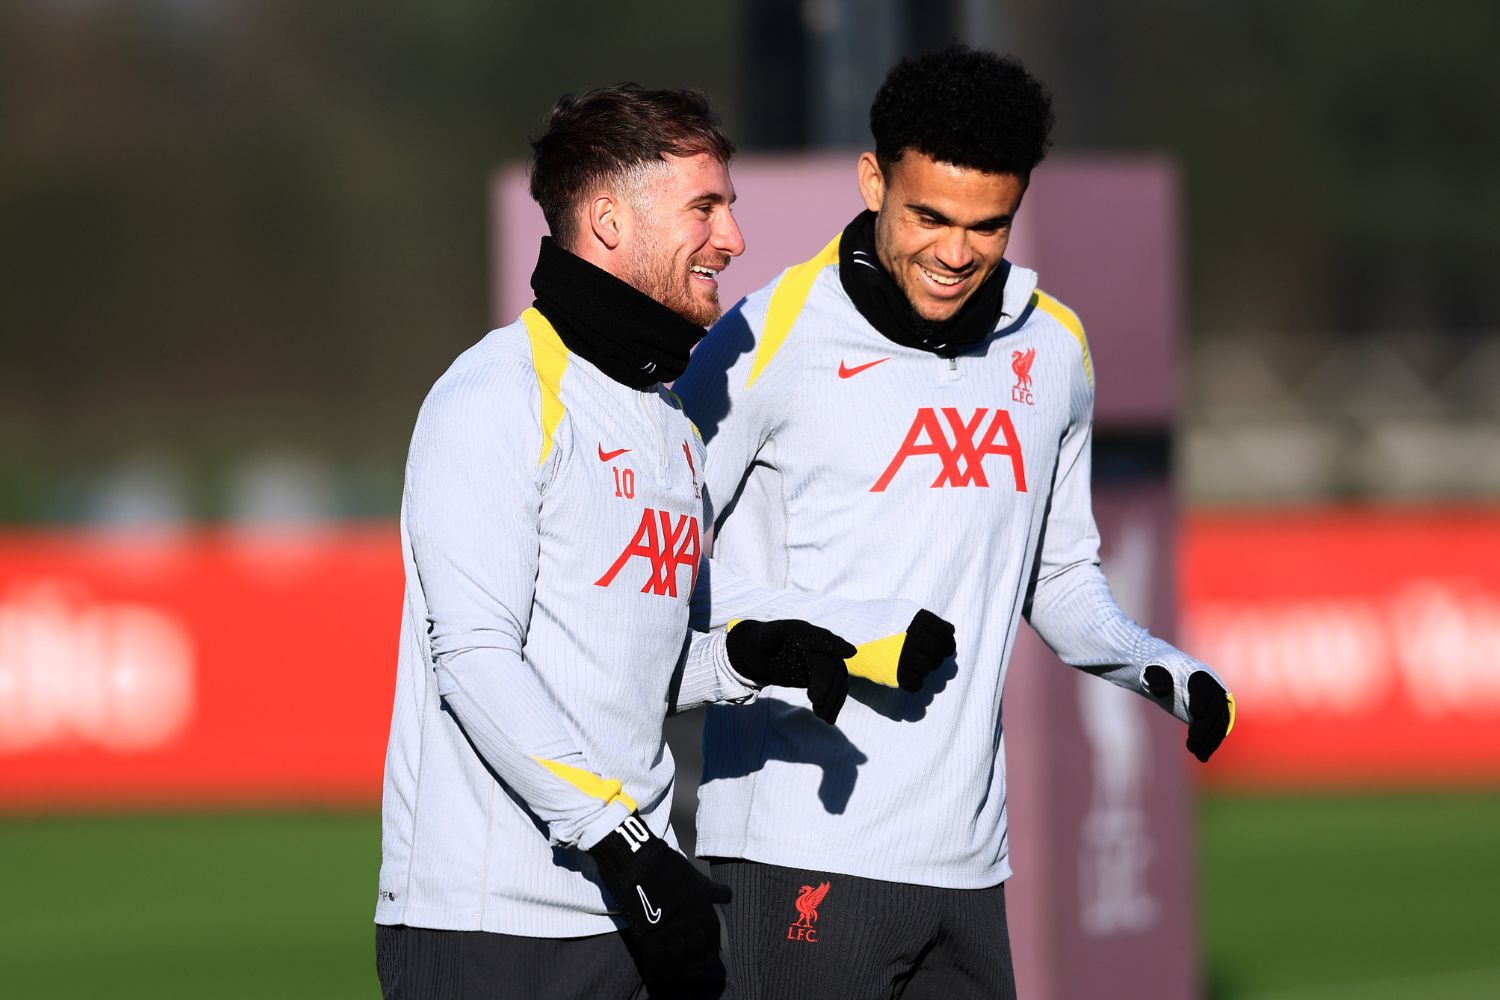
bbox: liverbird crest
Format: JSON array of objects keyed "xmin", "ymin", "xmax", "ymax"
[
  {"xmin": 1011, "ymin": 348, "xmax": 1037, "ymax": 389},
  {"xmin": 792, "ymin": 881, "xmax": 831, "ymax": 927}
]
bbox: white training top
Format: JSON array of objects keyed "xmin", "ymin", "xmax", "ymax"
[
  {"xmin": 377, "ymin": 308, "xmax": 920, "ymax": 937},
  {"xmin": 674, "ymin": 235, "xmax": 1223, "ymax": 889}
]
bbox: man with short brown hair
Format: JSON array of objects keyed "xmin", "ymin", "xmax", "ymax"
[{"xmin": 374, "ymin": 84, "xmax": 945, "ymax": 1000}]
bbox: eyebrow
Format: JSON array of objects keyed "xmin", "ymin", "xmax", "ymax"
[
  {"xmin": 908, "ymin": 201, "xmax": 1011, "ymax": 230},
  {"xmin": 686, "ymin": 190, "xmax": 737, "ymax": 206}
]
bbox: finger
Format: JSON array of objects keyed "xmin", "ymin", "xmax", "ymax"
[
  {"xmin": 808, "ymin": 661, "xmax": 848, "ymax": 723},
  {"xmin": 799, "ymin": 625, "xmax": 858, "ymax": 660},
  {"xmin": 1187, "ymin": 706, "xmax": 1229, "ymax": 762},
  {"xmin": 1144, "ymin": 664, "xmax": 1174, "ymax": 700}
]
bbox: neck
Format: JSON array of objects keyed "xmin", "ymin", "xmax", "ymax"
[{"xmin": 528, "ymin": 237, "xmax": 707, "ymax": 390}]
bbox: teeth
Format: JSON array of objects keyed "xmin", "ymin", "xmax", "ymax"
[
  {"xmin": 921, "ymin": 267, "xmax": 964, "ymax": 287},
  {"xmin": 690, "ymin": 265, "xmax": 720, "ymax": 276}
]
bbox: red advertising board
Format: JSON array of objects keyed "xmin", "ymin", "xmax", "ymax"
[
  {"xmin": 1182, "ymin": 507, "xmax": 1500, "ymax": 788},
  {"xmin": 0, "ymin": 527, "xmax": 400, "ymax": 808},
  {"xmin": 4, "ymin": 507, "xmax": 1498, "ymax": 809}
]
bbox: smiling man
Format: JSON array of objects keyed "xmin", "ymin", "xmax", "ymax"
[
  {"xmin": 373, "ymin": 85, "xmax": 948, "ymax": 1000},
  {"xmin": 674, "ymin": 48, "xmax": 1235, "ymax": 999}
]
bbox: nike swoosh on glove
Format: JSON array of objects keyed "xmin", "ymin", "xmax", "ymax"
[
  {"xmin": 588, "ymin": 813, "xmax": 731, "ymax": 990},
  {"xmin": 1144, "ymin": 665, "xmax": 1237, "ymax": 763},
  {"xmin": 726, "ymin": 619, "xmax": 858, "ymax": 724}
]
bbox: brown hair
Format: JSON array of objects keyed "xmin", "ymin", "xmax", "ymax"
[{"xmin": 528, "ymin": 84, "xmax": 736, "ymax": 248}]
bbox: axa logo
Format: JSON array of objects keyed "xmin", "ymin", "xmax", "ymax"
[
  {"xmin": 787, "ymin": 881, "xmax": 830, "ymax": 943},
  {"xmin": 594, "ymin": 508, "xmax": 701, "ymax": 597},
  {"xmin": 870, "ymin": 407, "xmax": 1028, "ymax": 493},
  {"xmin": 1011, "ymin": 348, "xmax": 1037, "ymax": 405}
]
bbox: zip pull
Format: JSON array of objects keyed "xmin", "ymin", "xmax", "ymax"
[{"xmin": 948, "ymin": 357, "xmax": 958, "ymax": 371}]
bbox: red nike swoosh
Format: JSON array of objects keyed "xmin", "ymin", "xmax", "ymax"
[
  {"xmin": 598, "ymin": 444, "xmax": 631, "ymax": 462},
  {"xmin": 838, "ymin": 357, "xmax": 890, "ymax": 379}
]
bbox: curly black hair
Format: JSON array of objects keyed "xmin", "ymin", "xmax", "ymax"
[{"xmin": 871, "ymin": 46, "xmax": 1054, "ymax": 179}]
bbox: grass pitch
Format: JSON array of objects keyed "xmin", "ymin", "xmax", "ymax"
[
  {"xmin": 1, "ymin": 793, "xmax": 1496, "ymax": 998},
  {"xmin": 1199, "ymin": 792, "xmax": 1500, "ymax": 1000}
]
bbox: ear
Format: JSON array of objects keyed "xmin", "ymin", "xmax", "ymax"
[
  {"xmin": 586, "ymin": 193, "xmax": 624, "ymax": 251},
  {"xmin": 857, "ymin": 152, "xmax": 886, "ymax": 214}
]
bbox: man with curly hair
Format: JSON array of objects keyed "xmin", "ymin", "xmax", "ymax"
[{"xmin": 674, "ymin": 47, "xmax": 1234, "ymax": 998}]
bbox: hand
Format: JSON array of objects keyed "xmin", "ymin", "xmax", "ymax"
[
  {"xmin": 588, "ymin": 813, "xmax": 730, "ymax": 989},
  {"xmin": 1144, "ymin": 665, "xmax": 1236, "ymax": 763},
  {"xmin": 893, "ymin": 609, "xmax": 956, "ymax": 691},
  {"xmin": 726, "ymin": 619, "xmax": 857, "ymax": 723}
]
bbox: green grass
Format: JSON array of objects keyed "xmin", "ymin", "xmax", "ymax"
[
  {"xmin": 1199, "ymin": 792, "xmax": 1500, "ymax": 1000},
  {"xmin": 0, "ymin": 812, "xmax": 381, "ymax": 1000},
  {"xmin": 1, "ymin": 794, "xmax": 1497, "ymax": 998}
]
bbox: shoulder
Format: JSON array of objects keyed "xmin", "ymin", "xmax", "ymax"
[
  {"xmin": 417, "ymin": 311, "xmax": 572, "ymax": 467},
  {"xmin": 698, "ymin": 233, "xmax": 842, "ymax": 392},
  {"xmin": 1027, "ymin": 287, "xmax": 1094, "ymax": 390}
]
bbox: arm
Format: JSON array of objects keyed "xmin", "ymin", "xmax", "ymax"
[
  {"xmin": 407, "ymin": 360, "xmax": 630, "ymax": 849},
  {"xmin": 1023, "ymin": 359, "xmax": 1233, "ymax": 757}
]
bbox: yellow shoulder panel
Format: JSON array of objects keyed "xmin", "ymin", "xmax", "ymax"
[
  {"xmin": 1033, "ymin": 290, "xmax": 1094, "ymax": 388},
  {"xmin": 531, "ymin": 756, "xmax": 639, "ymax": 813},
  {"xmin": 520, "ymin": 307, "xmax": 571, "ymax": 467},
  {"xmin": 745, "ymin": 234, "xmax": 842, "ymax": 389}
]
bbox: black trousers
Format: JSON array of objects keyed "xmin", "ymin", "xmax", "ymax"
[
  {"xmin": 709, "ymin": 860, "xmax": 1017, "ymax": 1000},
  {"xmin": 375, "ymin": 924, "xmax": 644, "ymax": 1000}
]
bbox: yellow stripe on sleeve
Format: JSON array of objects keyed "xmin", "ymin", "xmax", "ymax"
[
  {"xmin": 530, "ymin": 756, "xmax": 638, "ymax": 812},
  {"xmin": 1226, "ymin": 692, "xmax": 1236, "ymax": 737},
  {"xmin": 1033, "ymin": 290, "xmax": 1093, "ymax": 388},
  {"xmin": 520, "ymin": 307, "xmax": 570, "ymax": 467},
  {"xmin": 844, "ymin": 632, "xmax": 906, "ymax": 688},
  {"xmin": 745, "ymin": 234, "xmax": 841, "ymax": 389}
]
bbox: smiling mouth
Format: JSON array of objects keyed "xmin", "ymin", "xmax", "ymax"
[
  {"xmin": 690, "ymin": 263, "xmax": 726, "ymax": 282},
  {"xmin": 919, "ymin": 265, "xmax": 971, "ymax": 289}
]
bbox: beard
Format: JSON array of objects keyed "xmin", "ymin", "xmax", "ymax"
[{"xmin": 623, "ymin": 232, "xmax": 724, "ymax": 328}]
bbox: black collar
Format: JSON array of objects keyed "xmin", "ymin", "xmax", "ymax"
[
  {"xmin": 529, "ymin": 237, "xmax": 707, "ymax": 390},
  {"xmin": 838, "ymin": 211, "xmax": 1011, "ymax": 356}
]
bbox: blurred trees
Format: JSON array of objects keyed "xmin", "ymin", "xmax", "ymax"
[{"xmin": 1, "ymin": 1, "xmax": 1495, "ymax": 521}]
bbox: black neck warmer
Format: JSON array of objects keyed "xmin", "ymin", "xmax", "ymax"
[
  {"xmin": 838, "ymin": 211, "xmax": 1011, "ymax": 356},
  {"xmin": 530, "ymin": 237, "xmax": 706, "ymax": 390}
]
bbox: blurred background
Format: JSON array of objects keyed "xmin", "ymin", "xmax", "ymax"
[{"xmin": 2, "ymin": 1, "xmax": 1497, "ymax": 998}]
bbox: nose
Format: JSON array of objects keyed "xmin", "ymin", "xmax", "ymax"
[
  {"xmin": 932, "ymin": 228, "xmax": 974, "ymax": 272},
  {"xmin": 715, "ymin": 209, "xmax": 746, "ymax": 258}
]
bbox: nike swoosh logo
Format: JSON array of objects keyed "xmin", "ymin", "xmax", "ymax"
[
  {"xmin": 637, "ymin": 884, "xmax": 662, "ymax": 925},
  {"xmin": 598, "ymin": 444, "xmax": 631, "ymax": 462},
  {"xmin": 838, "ymin": 357, "xmax": 890, "ymax": 379}
]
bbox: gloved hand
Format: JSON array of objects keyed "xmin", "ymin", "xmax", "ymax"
[
  {"xmin": 844, "ymin": 608, "xmax": 957, "ymax": 692},
  {"xmin": 1144, "ymin": 665, "xmax": 1236, "ymax": 763},
  {"xmin": 893, "ymin": 609, "xmax": 957, "ymax": 691},
  {"xmin": 588, "ymin": 812, "xmax": 730, "ymax": 990},
  {"xmin": 726, "ymin": 619, "xmax": 857, "ymax": 723}
]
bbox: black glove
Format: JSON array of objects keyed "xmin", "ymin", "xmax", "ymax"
[
  {"xmin": 588, "ymin": 813, "xmax": 730, "ymax": 990},
  {"xmin": 1144, "ymin": 665, "xmax": 1235, "ymax": 763},
  {"xmin": 726, "ymin": 619, "xmax": 857, "ymax": 723},
  {"xmin": 894, "ymin": 609, "xmax": 957, "ymax": 691}
]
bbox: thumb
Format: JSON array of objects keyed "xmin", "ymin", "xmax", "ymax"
[{"xmin": 698, "ymin": 871, "xmax": 732, "ymax": 904}]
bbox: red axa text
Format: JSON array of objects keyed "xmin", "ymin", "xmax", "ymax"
[
  {"xmin": 870, "ymin": 407, "xmax": 1027, "ymax": 493},
  {"xmin": 594, "ymin": 508, "xmax": 701, "ymax": 597}
]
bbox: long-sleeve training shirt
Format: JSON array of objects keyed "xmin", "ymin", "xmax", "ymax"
[
  {"xmin": 673, "ymin": 235, "xmax": 1224, "ymax": 889},
  {"xmin": 376, "ymin": 308, "xmax": 919, "ymax": 937}
]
